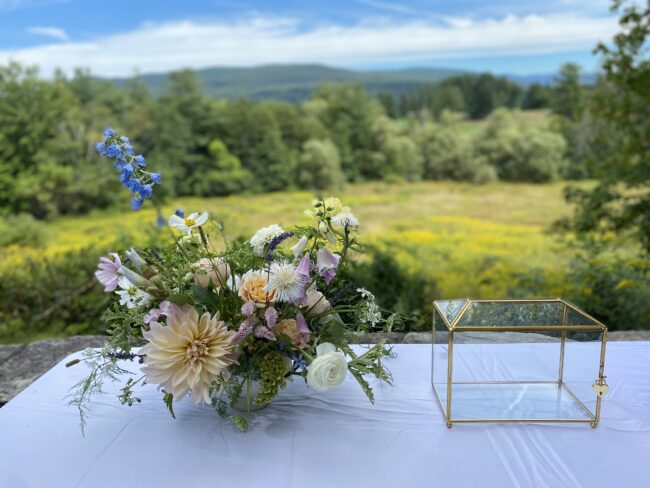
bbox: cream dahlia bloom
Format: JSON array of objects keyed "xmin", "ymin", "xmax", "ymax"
[{"xmin": 139, "ymin": 305, "xmax": 235, "ymax": 405}]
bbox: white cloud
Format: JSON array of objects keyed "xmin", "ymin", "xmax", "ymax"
[
  {"xmin": 0, "ymin": 14, "xmax": 619, "ymax": 77},
  {"xmin": 357, "ymin": 0, "xmax": 417, "ymax": 15},
  {"xmin": 0, "ymin": 0, "xmax": 67, "ymax": 13},
  {"xmin": 27, "ymin": 26, "xmax": 69, "ymax": 41}
]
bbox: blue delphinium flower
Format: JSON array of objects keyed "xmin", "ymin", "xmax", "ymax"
[
  {"xmin": 95, "ymin": 127, "xmax": 160, "ymax": 211},
  {"xmin": 174, "ymin": 209, "xmax": 185, "ymax": 218},
  {"xmin": 131, "ymin": 197, "xmax": 144, "ymax": 211}
]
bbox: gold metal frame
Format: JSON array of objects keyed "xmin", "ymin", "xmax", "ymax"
[{"xmin": 431, "ymin": 298, "xmax": 608, "ymax": 429}]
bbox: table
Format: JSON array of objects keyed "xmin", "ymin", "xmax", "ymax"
[{"xmin": 1, "ymin": 343, "xmax": 649, "ymax": 488}]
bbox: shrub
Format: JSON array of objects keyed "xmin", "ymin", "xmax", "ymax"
[
  {"xmin": 345, "ymin": 247, "xmax": 437, "ymax": 331},
  {"xmin": 297, "ymin": 138, "xmax": 345, "ymax": 190},
  {"xmin": 0, "ymin": 248, "xmax": 111, "ymax": 343},
  {"xmin": 565, "ymin": 249, "xmax": 650, "ymax": 331},
  {"xmin": 0, "ymin": 213, "xmax": 48, "ymax": 247},
  {"xmin": 477, "ymin": 109, "xmax": 568, "ymax": 182}
]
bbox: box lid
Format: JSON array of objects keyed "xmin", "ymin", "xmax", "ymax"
[{"xmin": 433, "ymin": 298, "xmax": 605, "ymax": 331}]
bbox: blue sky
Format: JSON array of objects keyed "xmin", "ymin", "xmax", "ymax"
[{"xmin": 0, "ymin": 0, "xmax": 619, "ymax": 77}]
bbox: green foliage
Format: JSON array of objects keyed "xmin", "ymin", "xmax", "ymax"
[
  {"xmin": 297, "ymin": 138, "xmax": 345, "ymax": 190},
  {"xmin": 566, "ymin": 244, "xmax": 650, "ymax": 330},
  {"xmin": 417, "ymin": 111, "xmax": 495, "ymax": 182},
  {"xmin": 0, "ymin": 248, "xmax": 111, "ymax": 343},
  {"xmin": 0, "ymin": 213, "xmax": 47, "ymax": 247},
  {"xmin": 522, "ymin": 83, "xmax": 552, "ymax": 110},
  {"xmin": 399, "ymin": 73, "xmax": 523, "ymax": 119},
  {"xmin": 477, "ymin": 109, "xmax": 567, "ymax": 182},
  {"xmin": 190, "ymin": 139, "xmax": 252, "ymax": 196},
  {"xmin": 550, "ymin": 63, "xmax": 585, "ymax": 121},
  {"xmin": 347, "ymin": 247, "xmax": 434, "ymax": 331},
  {"xmin": 563, "ymin": 0, "xmax": 650, "ymax": 254}
]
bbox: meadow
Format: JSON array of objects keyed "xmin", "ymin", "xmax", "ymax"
[{"xmin": 1, "ymin": 180, "xmax": 574, "ymax": 304}]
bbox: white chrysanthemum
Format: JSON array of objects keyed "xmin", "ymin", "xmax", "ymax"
[
  {"xmin": 139, "ymin": 305, "xmax": 235, "ymax": 405},
  {"xmin": 115, "ymin": 277, "xmax": 151, "ymax": 309},
  {"xmin": 331, "ymin": 211, "xmax": 359, "ymax": 228},
  {"xmin": 266, "ymin": 261, "xmax": 308, "ymax": 303},
  {"xmin": 249, "ymin": 224, "xmax": 285, "ymax": 256}
]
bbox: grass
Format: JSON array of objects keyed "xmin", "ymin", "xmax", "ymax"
[{"xmin": 0, "ymin": 180, "xmax": 577, "ymax": 300}]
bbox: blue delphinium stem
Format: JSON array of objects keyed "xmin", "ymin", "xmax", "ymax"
[{"xmin": 95, "ymin": 128, "xmax": 161, "ymax": 211}]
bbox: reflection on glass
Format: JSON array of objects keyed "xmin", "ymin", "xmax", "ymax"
[
  {"xmin": 433, "ymin": 383, "xmax": 592, "ymax": 421},
  {"xmin": 434, "ymin": 299, "xmax": 468, "ymax": 325}
]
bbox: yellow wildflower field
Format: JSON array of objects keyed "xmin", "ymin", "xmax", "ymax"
[{"xmin": 0, "ymin": 181, "xmax": 575, "ymax": 299}]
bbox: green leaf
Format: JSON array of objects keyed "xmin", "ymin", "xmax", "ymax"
[
  {"xmin": 191, "ymin": 283, "xmax": 220, "ymax": 310},
  {"xmin": 167, "ymin": 294, "xmax": 195, "ymax": 306},
  {"xmin": 163, "ymin": 391, "xmax": 176, "ymax": 419}
]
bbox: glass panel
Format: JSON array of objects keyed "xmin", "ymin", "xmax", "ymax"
[
  {"xmin": 435, "ymin": 383, "xmax": 592, "ymax": 421},
  {"xmin": 434, "ymin": 299, "xmax": 468, "ymax": 326},
  {"xmin": 565, "ymin": 306, "xmax": 599, "ymax": 326},
  {"xmin": 455, "ymin": 301, "xmax": 566, "ymax": 327}
]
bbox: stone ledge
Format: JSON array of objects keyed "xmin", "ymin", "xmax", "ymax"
[{"xmin": 1, "ymin": 331, "xmax": 648, "ymax": 406}]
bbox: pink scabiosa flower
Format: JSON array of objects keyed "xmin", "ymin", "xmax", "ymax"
[{"xmin": 95, "ymin": 253, "xmax": 122, "ymax": 292}]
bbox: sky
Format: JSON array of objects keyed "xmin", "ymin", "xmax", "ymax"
[{"xmin": 0, "ymin": 0, "xmax": 621, "ymax": 78}]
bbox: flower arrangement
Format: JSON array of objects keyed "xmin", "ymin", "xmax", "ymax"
[{"xmin": 68, "ymin": 129, "xmax": 398, "ymax": 432}]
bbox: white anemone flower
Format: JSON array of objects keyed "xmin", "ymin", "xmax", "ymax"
[
  {"xmin": 266, "ymin": 261, "xmax": 308, "ymax": 304},
  {"xmin": 115, "ymin": 277, "xmax": 152, "ymax": 309},
  {"xmin": 331, "ymin": 211, "xmax": 359, "ymax": 228},
  {"xmin": 249, "ymin": 224, "xmax": 285, "ymax": 256},
  {"xmin": 168, "ymin": 212, "xmax": 208, "ymax": 236}
]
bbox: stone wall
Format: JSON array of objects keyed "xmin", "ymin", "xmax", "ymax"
[{"xmin": 1, "ymin": 331, "xmax": 649, "ymax": 406}]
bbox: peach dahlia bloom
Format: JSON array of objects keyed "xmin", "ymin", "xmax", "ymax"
[{"xmin": 139, "ymin": 305, "xmax": 235, "ymax": 404}]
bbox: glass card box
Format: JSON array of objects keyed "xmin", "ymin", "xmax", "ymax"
[{"xmin": 431, "ymin": 299, "xmax": 608, "ymax": 428}]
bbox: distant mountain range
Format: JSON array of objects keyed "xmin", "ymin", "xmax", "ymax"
[{"xmin": 108, "ymin": 64, "xmax": 597, "ymax": 102}]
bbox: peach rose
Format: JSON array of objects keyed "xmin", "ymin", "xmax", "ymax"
[
  {"xmin": 238, "ymin": 270, "xmax": 276, "ymax": 307},
  {"xmin": 276, "ymin": 319, "xmax": 300, "ymax": 346}
]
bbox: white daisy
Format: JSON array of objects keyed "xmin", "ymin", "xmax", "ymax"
[
  {"xmin": 266, "ymin": 261, "xmax": 308, "ymax": 304},
  {"xmin": 168, "ymin": 211, "xmax": 208, "ymax": 236},
  {"xmin": 331, "ymin": 211, "xmax": 359, "ymax": 228},
  {"xmin": 249, "ymin": 224, "xmax": 285, "ymax": 256},
  {"xmin": 115, "ymin": 277, "xmax": 152, "ymax": 309}
]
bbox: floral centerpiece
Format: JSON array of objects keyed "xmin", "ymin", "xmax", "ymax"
[{"xmin": 68, "ymin": 129, "xmax": 397, "ymax": 432}]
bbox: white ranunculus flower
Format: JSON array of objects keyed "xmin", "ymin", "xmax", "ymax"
[{"xmin": 306, "ymin": 343, "xmax": 348, "ymax": 392}]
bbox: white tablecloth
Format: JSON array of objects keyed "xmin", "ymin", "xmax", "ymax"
[{"xmin": 1, "ymin": 343, "xmax": 649, "ymax": 488}]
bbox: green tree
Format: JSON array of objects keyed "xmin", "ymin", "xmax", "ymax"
[
  {"xmin": 313, "ymin": 84, "xmax": 385, "ymax": 180},
  {"xmin": 190, "ymin": 139, "xmax": 252, "ymax": 196},
  {"xmin": 297, "ymin": 138, "xmax": 345, "ymax": 190},
  {"xmin": 564, "ymin": 0, "xmax": 650, "ymax": 252},
  {"xmin": 477, "ymin": 109, "xmax": 567, "ymax": 182},
  {"xmin": 522, "ymin": 83, "xmax": 552, "ymax": 109},
  {"xmin": 550, "ymin": 63, "xmax": 585, "ymax": 120}
]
